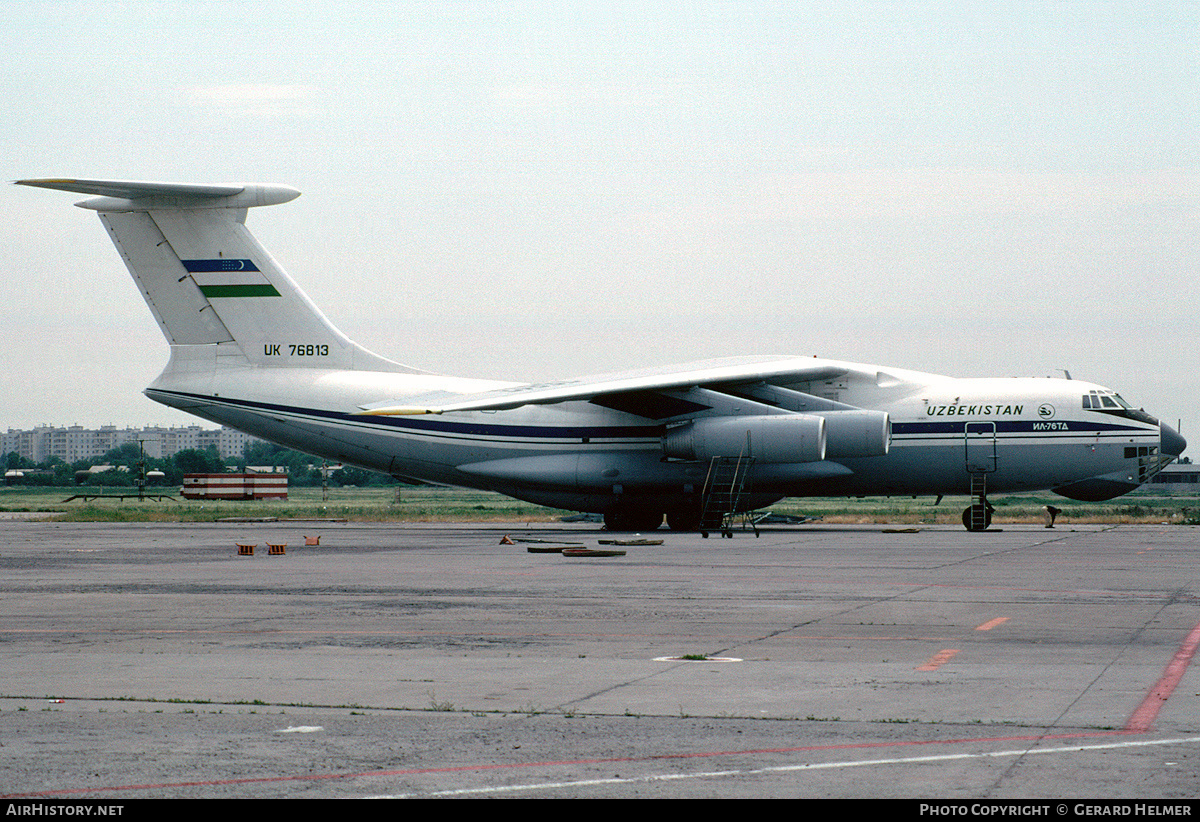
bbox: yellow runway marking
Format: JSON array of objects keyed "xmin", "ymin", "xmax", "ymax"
[{"xmin": 917, "ymin": 648, "xmax": 960, "ymax": 671}]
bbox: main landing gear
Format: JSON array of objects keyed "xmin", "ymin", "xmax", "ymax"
[
  {"xmin": 602, "ymin": 507, "xmax": 664, "ymax": 532},
  {"xmin": 602, "ymin": 505, "xmax": 704, "ymax": 532}
]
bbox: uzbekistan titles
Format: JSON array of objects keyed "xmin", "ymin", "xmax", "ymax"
[{"xmin": 926, "ymin": 404, "xmax": 1024, "ymax": 417}]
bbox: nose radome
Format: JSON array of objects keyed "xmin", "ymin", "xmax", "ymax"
[{"xmin": 1161, "ymin": 423, "xmax": 1187, "ymax": 458}]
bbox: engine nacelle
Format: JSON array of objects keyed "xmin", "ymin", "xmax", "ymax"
[
  {"xmin": 813, "ymin": 410, "xmax": 891, "ymax": 458},
  {"xmin": 662, "ymin": 414, "xmax": 827, "ymax": 464}
]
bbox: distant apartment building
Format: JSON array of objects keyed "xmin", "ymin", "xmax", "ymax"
[{"xmin": 2, "ymin": 424, "xmax": 262, "ymax": 464}]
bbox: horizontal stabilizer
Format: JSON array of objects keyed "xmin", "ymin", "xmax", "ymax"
[{"xmin": 15, "ymin": 178, "xmax": 300, "ymax": 211}]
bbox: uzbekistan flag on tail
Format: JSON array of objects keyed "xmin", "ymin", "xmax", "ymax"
[{"xmin": 182, "ymin": 259, "xmax": 281, "ymax": 298}]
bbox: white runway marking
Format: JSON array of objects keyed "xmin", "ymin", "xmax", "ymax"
[{"xmin": 366, "ymin": 735, "xmax": 1200, "ymax": 798}]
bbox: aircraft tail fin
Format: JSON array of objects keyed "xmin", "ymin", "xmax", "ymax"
[{"xmin": 17, "ymin": 178, "xmax": 419, "ymax": 374}]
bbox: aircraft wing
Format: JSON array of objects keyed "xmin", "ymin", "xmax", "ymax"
[{"xmin": 358, "ymin": 356, "xmax": 851, "ymax": 415}]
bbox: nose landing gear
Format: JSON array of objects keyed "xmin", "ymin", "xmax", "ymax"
[
  {"xmin": 962, "ymin": 471, "xmax": 994, "ymax": 531},
  {"xmin": 962, "ymin": 500, "xmax": 994, "ymax": 531}
]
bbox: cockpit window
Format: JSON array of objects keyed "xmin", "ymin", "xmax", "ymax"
[{"xmin": 1083, "ymin": 390, "xmax": 1158, "ymax": 425}]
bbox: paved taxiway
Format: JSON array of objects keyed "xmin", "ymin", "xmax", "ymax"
[{"xmin": 0, "ymin": 520, "xmax": 1197, "ymax": 799}]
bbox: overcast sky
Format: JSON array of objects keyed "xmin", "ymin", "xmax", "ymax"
[{"xmin": 3, "ymin": 1, "xmax": 1197, "ymax": 443}]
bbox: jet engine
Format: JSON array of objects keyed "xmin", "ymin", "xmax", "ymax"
[
  {"xmin": 811, "ymin": 409, "xmax": 891, "ymax": 458},
  {"xmin": 662, "ymin": 408, "xmax": 890, "ymax": 464},
  {"xmin": 662, "ymin": 414, "xmax": 827, "ymax": 463}
]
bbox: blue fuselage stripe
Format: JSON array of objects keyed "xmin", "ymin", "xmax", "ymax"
[{"xmin": 892, "ymin": 420, "xmax": 1148, "ymax": 436}]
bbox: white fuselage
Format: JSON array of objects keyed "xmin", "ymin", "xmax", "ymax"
[{"xmin": 145, "ymin": 354, "xmax": 1169, "ymax": 513}]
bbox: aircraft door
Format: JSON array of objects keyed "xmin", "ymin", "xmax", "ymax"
[{"xmin": 964, "ymin": 421, "xmax": 997, "ymax": 473}]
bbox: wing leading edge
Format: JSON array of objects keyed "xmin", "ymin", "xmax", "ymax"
[{"xmin": 357, "ymin": 357, "xmax": 852, "ymax": 416}]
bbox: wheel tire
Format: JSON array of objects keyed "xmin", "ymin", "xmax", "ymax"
[{"xmin": 962, "ymin": 504, "xmax": 993, "ymax": 531}]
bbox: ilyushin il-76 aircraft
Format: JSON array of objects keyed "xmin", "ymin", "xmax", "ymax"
[{"xmin": 18, "ymin": 178, "xmax": 1186, "ymax": 531}]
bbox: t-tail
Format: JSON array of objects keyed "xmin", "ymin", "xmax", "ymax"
[{"xmin": 15, "ymin": 178, "xmax": 418, "ymax": 375}]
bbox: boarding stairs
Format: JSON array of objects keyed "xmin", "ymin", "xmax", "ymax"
[
  {"xmin": 699, "ymin": 454, "xmax": 758, "ymax": 538},
  {"xmin": 968, "ymin": 471, "xmax": 989, "ymax": 531}
]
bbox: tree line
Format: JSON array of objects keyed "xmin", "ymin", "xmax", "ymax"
[{"xmin": 3, "ymin": 440, "xmax": 394, "ymax": 488}]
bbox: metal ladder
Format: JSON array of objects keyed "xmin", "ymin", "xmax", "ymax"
[
  {"xmin": 699, "ymin": 454, "xmax": 757, "ymax": 538},
  {"xmin": 969, "ymin": 471, "xmax": 989, "ymax": 531}
]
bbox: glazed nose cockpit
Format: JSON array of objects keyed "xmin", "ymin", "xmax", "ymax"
[
  {"xmin": 1054, "ymin": 393, "xmax": 1186, "ymax": 502},
  {"xmin": 1128, "ymin": 421, "xmax": 1186, "ymax": 487}
]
